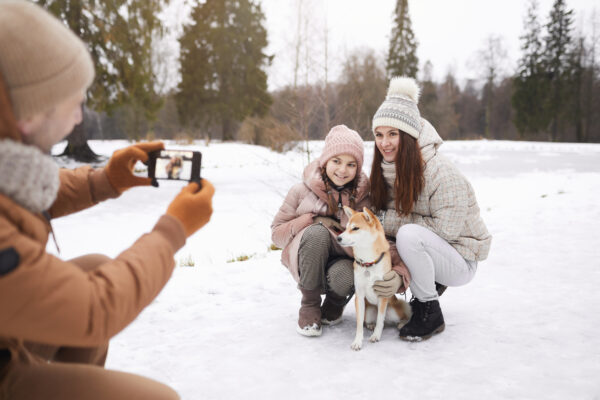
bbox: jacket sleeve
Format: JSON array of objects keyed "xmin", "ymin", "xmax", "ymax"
[
  {"xmin": 0, "ymin": 214, "xmax": 186, "ymax": 346},
  {"xmin": 382, "ymin": 169, "xmax": 468, "ymax": 244},
  {"xmin": 48, "ymin": 167, "xmax": 120, "ymax": 219},
  {"xmin": 271, "ymin": 185, "xmax": 314, "ymax": 250}
]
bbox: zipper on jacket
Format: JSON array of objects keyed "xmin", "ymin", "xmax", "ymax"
[{"xmin": 42, "ymin": 211, "xmax": 61, "ymax": 254}]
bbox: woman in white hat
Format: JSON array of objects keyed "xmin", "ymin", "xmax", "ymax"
[{"xmin": 370, "ymin": 77, "xmax": 492, "ymax": 341}]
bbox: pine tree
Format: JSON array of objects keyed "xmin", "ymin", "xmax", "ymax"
[
  {"xmin": 177, "ymin": 0, "xmax": 272, "ymax": 140},
  {"xmin": 386, "ymin": 0, "xmax": 419, "ymax": 78},
  {"xmin": 543, "ymin": 0, "xmax": 574, "ymax": 141},
  {"xmin": 512, "ymin": 0, "xmax": 547, "ymax": 138},
  {"xmin": 34, "ymin": 0, "xmax": 166, "ymax": 158}
]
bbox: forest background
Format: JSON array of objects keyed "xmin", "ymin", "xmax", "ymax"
[{"xmin": 32, "ymin": 0, "xmax": 600, "ymax": 161}]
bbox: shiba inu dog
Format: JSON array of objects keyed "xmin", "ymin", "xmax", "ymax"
[{"xmin": 337, "ymin": 206, "xmax": 411, "ymax": 351}]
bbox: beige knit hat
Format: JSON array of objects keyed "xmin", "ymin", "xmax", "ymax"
[
  {"xmin": 318, "ymin": 125, "xmax": 365, "ymax": 172},
  {"xmin": 372, "ymin": 76, "xmax": 422, "ymax": 139},
  {"xmin": 0, "ymin": 0, "xmax": 94, "ymax": 121}
]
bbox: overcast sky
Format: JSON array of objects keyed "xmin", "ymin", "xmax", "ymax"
[
  {"xmin": 260, "ymin": 0, "xmax": 598, "ymax": 90},
  {"xmin": 159, "ymin": 0, "xmax": 598, "ymax": 92}
]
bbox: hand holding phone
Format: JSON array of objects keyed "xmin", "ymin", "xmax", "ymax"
[
  {"xmin": 166, "ymin": 179, "xmax": 215, "ymax": 237},
  {"xmin": 105, "ymin": 141, "xmax": 165, "ymax": 193}
]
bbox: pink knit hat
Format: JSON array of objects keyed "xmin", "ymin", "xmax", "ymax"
[{"xmin": 318, "ymin": 125, "xmax": 364, "ymax": 172}]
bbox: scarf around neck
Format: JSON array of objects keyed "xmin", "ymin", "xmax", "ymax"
[
  {"xmin": 381, "ymin": 161, "xmax": 397, "ymax": 208},
  {"xmin": 0, "ymin": 139, "xmax": 60, "ymax": 213}
]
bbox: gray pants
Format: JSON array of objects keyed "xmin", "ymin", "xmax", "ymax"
[
  {"xmin": 396, "ymin": 224, "xmax": 477, "ymax": 302},
  {"xmin": 298, "ymin": 224, "xmax": 354, "ymax": 297}
]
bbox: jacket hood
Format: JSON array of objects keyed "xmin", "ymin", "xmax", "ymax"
[
  {"xmin": 418, "ymin": 118, "xmax": 443, "ymax": 163},
  {"xmin": 302, "ymin": 160, "xmax": 370, "ymax": 205}
]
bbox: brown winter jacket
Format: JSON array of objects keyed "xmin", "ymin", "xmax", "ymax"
[{"xmin": 0, "ymin": 143, "xmax": 186, "ymax": 362}]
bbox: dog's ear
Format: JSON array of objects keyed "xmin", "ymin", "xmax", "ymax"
[
  {"xmin": 362, "ymin": 207, "xmax": 377, "ymax": 225},
  {"xmin": 343, "ymin": 206, "xmax": 355, "ymax": 219}
]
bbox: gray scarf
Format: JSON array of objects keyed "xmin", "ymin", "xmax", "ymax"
[
  {"xmin": 381, "ymin": 161, "xmax": 397, "ymax": 209},
  {"xmin": 0, "ymin": 139, "xmax": 60, "ymax": 213}
]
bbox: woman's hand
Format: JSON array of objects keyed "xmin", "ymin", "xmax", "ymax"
[{"xmin": 373, "ymin": 270, "xmax": 403, "ymax": 297}]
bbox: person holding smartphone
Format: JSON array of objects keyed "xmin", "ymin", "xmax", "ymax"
[
  {"xmin": 271, "ymin": 125, "xmax": 370, "ymax": 337},
  {"xmin": 0, "ymin": 2, "xmax": 214, "ymax": 399}
]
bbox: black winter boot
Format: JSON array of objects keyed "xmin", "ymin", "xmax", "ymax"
[
  {"xmin": 435, "ymin": 282, "xmax": 447, "ymax": 296},
  {"xmin": 399, "ymin": 298, "xmax": 445, "ymax": 341},
  {"xmin": 321, "ymin": 291, "xmax": 349, "ymax": 326}
]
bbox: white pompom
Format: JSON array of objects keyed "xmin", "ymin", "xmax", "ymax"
[{"xmin": 387, "ymin": 76, "xmax": 420, "ymax": 104}]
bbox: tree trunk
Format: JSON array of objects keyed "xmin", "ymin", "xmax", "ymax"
[
  {"xmin": 222, "ymin": 117, "xmax": 234, "ymax": 141},
  {"xmin": 59, "ymin": 105, "xmax": 100, "ymax": 162}
]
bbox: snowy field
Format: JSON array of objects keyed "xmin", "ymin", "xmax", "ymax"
[{"xmin": 50, "ymin": 139, "xmax": 600, "ymax": 400}]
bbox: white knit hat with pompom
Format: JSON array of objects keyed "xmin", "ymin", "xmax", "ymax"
[{"xmin": 372, "ymin": 76, "xmax": 422, "ymax": 139}]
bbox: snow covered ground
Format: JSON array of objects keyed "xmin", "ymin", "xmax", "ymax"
[{"xmin": 50, "ymin": 139, "xmax": 600, "ymax": 400}]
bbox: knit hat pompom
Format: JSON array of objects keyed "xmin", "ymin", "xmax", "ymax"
[
  {"xmin": 372, "ymin": 76, "xmax": 422, "ymax": 139},
  {"xmin": 387, "ymin": 76, "xmax": 420, "ymax": 104},
  {"xmin": 318, "ymin": 125, "xmax": 365, "ymax": 173},
  {"xmin": 0, "ymin": 0, "xmax": 94, "ymax": 122}
]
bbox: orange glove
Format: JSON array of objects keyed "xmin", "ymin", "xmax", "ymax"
[
  {"xmin": 166, "ymin": 180, "xmax": 215, "ymax": 237},
  {"xmin": 105, "ymin": 141, "xmax": 164, "ymax": 193}
]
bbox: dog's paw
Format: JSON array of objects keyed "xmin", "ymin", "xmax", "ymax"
[
  {"xmin": 365, "ymin": 323, "xmax": 375, "ymax": 331},
  {"xmin": 350, "ymin": 341, "xmax": 362, "ymax": 351},
  {"xmin": 369, "ymin": 333, "xmax": 381, "ymax": 343}
]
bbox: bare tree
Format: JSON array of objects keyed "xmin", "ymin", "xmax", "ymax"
[
  {"xmin": 474, "ymin": 35, "xmax": 509, "ymax": 138},
  {"xmin": 335, "ymin": 49, "xmax": 387, "ymax": 138}
]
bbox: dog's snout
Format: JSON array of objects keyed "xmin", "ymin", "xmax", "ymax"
[{"xmin": 336, "ymin": 235, "xmax": 343, "ymax": 243}]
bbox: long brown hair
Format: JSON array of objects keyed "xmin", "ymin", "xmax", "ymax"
[
  {"xmin": 321, "ymin": 167, "xmax": 358, "ymax": 216},
  {"xmin": 370, "ymin": 130, "xmax": 424, "ymax": 216}
]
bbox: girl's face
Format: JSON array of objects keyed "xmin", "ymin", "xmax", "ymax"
[
  {"xmin": 374, "ymin": 126, "xmax": 400, "ymax": 162},
  {"xmin": 325, "ymin": 154, "xmax": 358, "ymax": 186}
]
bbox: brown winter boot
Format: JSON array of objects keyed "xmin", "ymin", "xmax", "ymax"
[
  {"xmin": 321, "ymin": 291, "xmax": 348, "ymax": 326},
  {"xmin": 297, "ymin": 288, "xmax": 322, "ymax": 337}
]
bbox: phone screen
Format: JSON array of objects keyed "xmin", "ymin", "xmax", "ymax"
[{"xmin": 148, "ymin": 149, "xmax": 201, "ymax": 183}]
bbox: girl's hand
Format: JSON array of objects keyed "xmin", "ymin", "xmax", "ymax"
[{"xmin": 313, "ymin": 216, "xmax": 344, "ymax": 233}]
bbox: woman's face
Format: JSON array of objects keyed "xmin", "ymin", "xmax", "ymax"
[
  {"xmin": 325, "ymin": 154, "xmax": 358, "ymax": 186},
  {"xmin": 374, "ymin": 126, "xmax": 400, "ymax": 163}
]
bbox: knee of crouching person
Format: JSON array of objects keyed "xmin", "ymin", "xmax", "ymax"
[
  {"xmin": 303, "ymin": 223, "xmax": 331, "ymax": 241},
  {"xmin": 395, "ymin": 224, "xmax": 423, "ymax": 254}
]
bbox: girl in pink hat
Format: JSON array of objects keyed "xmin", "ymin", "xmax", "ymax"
[{"xmin": 271, "ymin": 125, "xmax": 370, "ymax": 337}]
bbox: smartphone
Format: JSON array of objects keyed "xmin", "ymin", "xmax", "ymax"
[{"xmin": 147, "ymin": 149, "xmax": 201, "ymax": 186}]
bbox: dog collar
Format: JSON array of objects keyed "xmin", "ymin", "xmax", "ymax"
[{"xmin": 355, "ymin": 252, "xmax": 385, "ymax": 268}]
